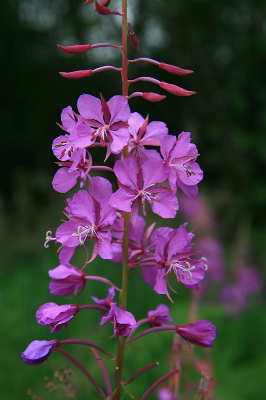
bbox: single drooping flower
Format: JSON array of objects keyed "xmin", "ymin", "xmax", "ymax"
[
  {"xmin": 91, "ymin": 287, "xmax": 116, "ymax": 315},
  {"xmin": 100, "ymin": 303, "xmax": 137, "ymax": 338},
  {"xmin": 142, "ymin": 224, "xmax": 206, "ymax": 299},
  {"xmin": 21, "ymin": 340, "xmax": 59, "ymax": 365},
  {"xmin": 48, "ymin": 264, "xmax": 87, "ymax": 296},
  {"xmin": 160, "ymin": 132, "xmax": 203, "ymax": 198},
  {"xmin": 109, "ymin": 158, "xmax": 178, "ymax": 225},
  {"xmin": 56, "ymin": 188, "xmax": 116, "ymax": 263},
  {"xmin": 77, "ymin": 93, "xmax": 130, "ymax": 158},
  {"xmin": 147, "ymin": 304, "xmax": 173, "ymax": 327},
  {"xmin": 36, "ymin": 302, "xmax": 79, "ymax": 333},
  {"xmin": 176, "ymin": 320, "xmax": 217, "ymax": 348},
  {"xmin": 128, "ymin": 112, "xmax": 168, "ymax": 162}
]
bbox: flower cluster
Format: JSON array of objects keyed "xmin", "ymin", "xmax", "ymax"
[{"xmin": 21, "ymin": 2, "xmax": 217, "ymax": 399}]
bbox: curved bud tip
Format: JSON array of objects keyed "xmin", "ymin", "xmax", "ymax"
[
  {"xmin": 84, "ymin": 0, "xmax": 94, "ymax": 4},
  {"xmin": 130, "ymin": 32, "xmax": 140, "ymax": 51},
  {"xmin": 94, "ymin": 0, "xmax": 122, "ymax": 15},
  {"xmin": 100, "ymin": 0, "xmax": 111, "ymax": 6},
  {"xmin": 159, "ymin": 62, "xmax": 193, "ymax": 76},
  {"xmin": 59, "ymin": 70, "xmax": 93, "ymax": 79},
  {"xmin": 160, "ymin": 81, "xmax": 196, "ymax": 96},
  {"xmin": 143, "ymin": 92, "xmax": 166, "ymax": 102},
  {"xmin": 57, "ymin": 44, "xmax": 92, "ymax": 55}
]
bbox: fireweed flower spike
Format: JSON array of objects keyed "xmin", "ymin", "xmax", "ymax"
[
  {"xmin": 36, "ymin": 303, "xmax": 79, "ymax": 333},
  {"xmin": 24, "ymin": 1, "xmax": 218, "ymax": 399},
  {"xmin": 21, "ymin": 340, "xmax": 59, "ymax": 365},
  {"xmin": 100, "ymin": 303, "xmax": 137, "ymax": 338},
  {"xmin": 176, "ymin": 320, "xmax": 217, "ymax": 348}
]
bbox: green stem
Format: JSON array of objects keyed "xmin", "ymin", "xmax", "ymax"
[{"xmin": 115, "ymin": 2, "xmax": 129, "ymax": 399}]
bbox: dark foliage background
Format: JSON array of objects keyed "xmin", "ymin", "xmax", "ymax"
[{"xmin": 1, "ymin": 0, "xmax": 266, "ymax": 399}]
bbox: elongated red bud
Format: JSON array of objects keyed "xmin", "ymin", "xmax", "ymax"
[
  {"xmin": 143, "ymin": 92, "xmax": 166, "ymax": 102},
  {"xmin": 84, "ymin": 0, "xmax": 94, "ymax": 3},
  {"xmin": 159, "ymin": 62, "xmax": 193, "ymax": 76},
  {"xmin": 57, "ymin": 44, "xmax": 92, "ymax": 54},
  {"xmin": 130, "ymin": 32, "xmax": 139, "ymax": 51},
  {"xmin": 59, "ymin": 70, "xmax": 93, "ymax": 79},
  {"xmin": 159, "ymin": 82, "xmax": 196, "ymax": 96}
]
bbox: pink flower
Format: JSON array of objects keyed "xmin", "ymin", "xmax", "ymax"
[
  {"xmin": 100, "ymin": 303, "xmax": 137, "ymax": 338},
  {"xmin": 21, "ymin": 340, "xmax": 59, "ymax": 365},
  {"xmin": 142, "ymin": 224, "xmax": 206, "ymax": 299},
  {"xmin": 36, "ymin": 302, "xmax": 79, "ymax": 333},
  {"xmin": 48, "ymin": 264, "xmax": 87, "ymax": 296},
  {"xmin": 160, "ymin": 132, "xmax": 203, "ymax": 198},
  {"xmin": 176, "ymin": 320, "xmax": 217, "ymax": 348},
  {"xmin": 109, "ymin": 158, "xmax": 178, "ymax": 224},
  {"xmin": 77, "ymin": 93, "xmax": 130, "ymax": 157},
  {"xmin": 56, "ymin": 188, "xmax": 116, "ymax": 263}
]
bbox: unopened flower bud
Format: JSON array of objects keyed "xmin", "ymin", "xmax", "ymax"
[
  {"xmin": 21, "ymin": 340, "xmax": 59, "ymax": 365},
  {"xmin": 176, "ymin": 319, "xmax": 216, "ymax": 348},
  {"xmin": 143, "ymin": 92, "xmax": 166, "ymax": 102},
  {"xmin": 128, "ymin": 22, "xmax": 139, "ymax": 50},
  {"xmin": 160, "ymin": 81, "xmax": 196, "ymax": 96},
  {"xmin": 94, "ymin": 0, "xmax": 122, "ymax": 16},
  {"xmin": 84, "ymin": 0, "xmax": 94, "ymax": 4},
  {"xmin": 57, "ymin": 44, "xmax": 92, "ymax": 54},
  {"xmin": 59, "ymin": 70, "xmax": 93, "ymax": 79},
  {"xmin": 159, "ymin": 62, "xmax": 193, "ymax": 76}
]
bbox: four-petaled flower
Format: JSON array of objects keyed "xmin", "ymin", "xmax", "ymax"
[
  {"xmin": 160, "ymin": 132, "xmax": 203, "ymax": 197},
  {"xmin": 109, "ymin": 158, "xmax": 178, "ymax": 225},
  {"xmin": 77, "ymin": 93, "xmax": 130, "ymax": 158},
  {"xmin": 56, "ymin": 188, "xmax": 116, "ymax": 263}
]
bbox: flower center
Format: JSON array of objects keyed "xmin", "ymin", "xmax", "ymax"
[{"xmin": 72, "ymin": 224, "xmax": 99, "ymax": 245}]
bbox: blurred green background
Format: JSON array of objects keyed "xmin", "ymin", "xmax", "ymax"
[{"xmin": 1, "ymin": 0, "xmax": 266, "ymax": 399}]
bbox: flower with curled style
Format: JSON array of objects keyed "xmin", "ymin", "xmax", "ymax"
[
  {"xmin": 142, "ymin": 224, "xmax": 207, "ymax": 300},
  {"xmin": 56, "ymin": 187, "xmax": 116, "ymax": 263},
  {"xmin": 109, "ymin": 158, "xmax": 178, "ymax": 225}
]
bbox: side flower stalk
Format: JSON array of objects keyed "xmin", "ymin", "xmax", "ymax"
[{"xmin": 21, "ymin": 1, "xmax": 217, "ymax": 399}]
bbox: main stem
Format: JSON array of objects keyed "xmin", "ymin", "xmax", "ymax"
[{"xmin": 115, "ymin": 1, "xmax": 129, "ymax": 399}]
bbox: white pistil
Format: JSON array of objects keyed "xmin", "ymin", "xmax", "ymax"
[
  {"xmin": 44, "ymin": 231, "xmax": 56, "ymax": 248},
  {"xmin": 201, "ymin": 257, "xmax": 208, "ymax": 271},
  {"xmin": 164, "ymin": 261, "xmax": 196, "ymax": 280},
  {"xmin": 72, "ymin": 224, "xmax": 98, "ymax": 245}
]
